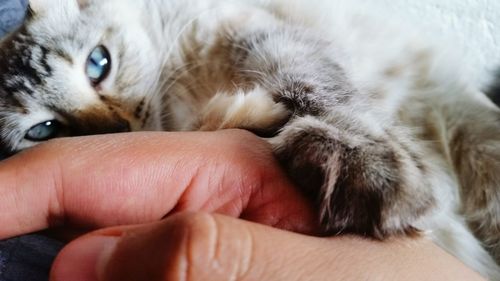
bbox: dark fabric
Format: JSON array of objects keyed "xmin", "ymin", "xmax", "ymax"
[
  {"xmin": 0, "ymin": 3, "xmax": 63, "ymax": 281},
  {"xmin": 487, "ymin": 70, "xmax": 500, "ymax": 106},
  {"xmin": 0, "ymin": 235, "xmax": 64, "ymax": 281},
  {"xmin": 0, "ymin": 0, "xmax": 28, "ymax": 37}
]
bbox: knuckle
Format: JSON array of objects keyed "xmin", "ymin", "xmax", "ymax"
[
  {"xmin": 163, "ymin": 213, "xmax": 219, "ymax": 280},
  {"xmin": 165, "ymin": 212, "xmax": 254, "ymax": 281}
]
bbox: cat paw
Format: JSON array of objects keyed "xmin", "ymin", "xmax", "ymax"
[
  {"xmin": 269, "ymin": 116, "xmax": 436, "ymax": 239},
  {"xmin": 197, "ymin": 86, "xmax": 290, "ymax": 134}
]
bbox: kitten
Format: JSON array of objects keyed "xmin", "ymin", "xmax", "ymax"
[{"xmin": 1, "ymin": 0, "xmax": 500, "ymax": 278}]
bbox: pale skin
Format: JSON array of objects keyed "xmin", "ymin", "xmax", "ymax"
[{"xmin": 0, "ymin": 130, "xmax": 485, "ymax": 281}]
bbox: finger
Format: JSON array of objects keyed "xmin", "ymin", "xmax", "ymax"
[
  {"xmin": 50, "ymin": 212, "xmax": 485, "ymax": 281},
  {"xmin": 0, "ymin": 130, "xmax": 317, "ymax": 239}
]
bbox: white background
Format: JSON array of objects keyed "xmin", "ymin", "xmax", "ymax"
[{"xmin": 377, "ymin": 0, "xmax": 500, "ymax": 86}]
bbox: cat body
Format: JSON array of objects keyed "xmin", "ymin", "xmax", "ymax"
[{"xmin": 1, "ymin": 0, "xmax": 500, "ymax": 278}]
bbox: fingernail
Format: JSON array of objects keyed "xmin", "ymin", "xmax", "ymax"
[{"xmin": 51, "ymin": 235, "xmax": 118, "ymax": 281}]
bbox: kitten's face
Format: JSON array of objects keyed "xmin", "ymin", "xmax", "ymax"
[{"xmin": 0, "ymin": 0, "xmax": 163, "ymax": 155}]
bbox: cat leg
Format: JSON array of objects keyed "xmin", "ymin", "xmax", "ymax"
[{"xmin": 190, "ymin": 20, "xmax": 438, "ymax": 238}]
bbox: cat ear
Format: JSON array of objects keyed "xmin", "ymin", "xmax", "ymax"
[{"xmin": 28, "ymin": 0, "xmax": 81, "ymax": 18}]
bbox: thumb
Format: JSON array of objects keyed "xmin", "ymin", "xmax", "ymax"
[
  {"xmin": 50, "ymin": 212, "xmax": 485, "ymax": 281},
  {"xmin": 50, "ymin": 212, "xmax": 327, "ymax": 281}
]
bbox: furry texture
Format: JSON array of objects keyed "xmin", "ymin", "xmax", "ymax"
[{"xmin": 0, "ymin": 0, "xmax": 500, "ymax": 278}]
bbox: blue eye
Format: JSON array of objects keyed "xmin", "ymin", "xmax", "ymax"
[
  {"xmin": 25, "ymin": 120, "xmax": 61, "ymax": 142},
  {"xmin": 86, "ymin": 45, "xmax": 111, "ymax": 85}
]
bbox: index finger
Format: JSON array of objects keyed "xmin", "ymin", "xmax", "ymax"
[{"xmin": 0, "ymin": 130, "xmax": 317, "ymax": 239}]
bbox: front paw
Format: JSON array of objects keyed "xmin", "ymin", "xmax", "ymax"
[
  {"xmin": 270, "ymin": 116, "xmax": 436, "ymax": 239},
  {"xmin": 197, "ymin": 86, "xmax": 289, "ymax": 133}
]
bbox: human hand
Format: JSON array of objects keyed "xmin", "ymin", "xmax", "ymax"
[
  {"xmin": 0, "ymin": 130, "xmax": 485, "ymax": 281},
  {"xmin": 0, "ymin": 130, "xmax": 317, "ymax": 239},
  {"xmin": 51, "ymin": 212, "xmax": 485, "ymax": 281}
]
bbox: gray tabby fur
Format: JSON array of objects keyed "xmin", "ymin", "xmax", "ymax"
[{"xmin": 1, "ymin": 0, "xmax": 500, "ymax": 278}]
